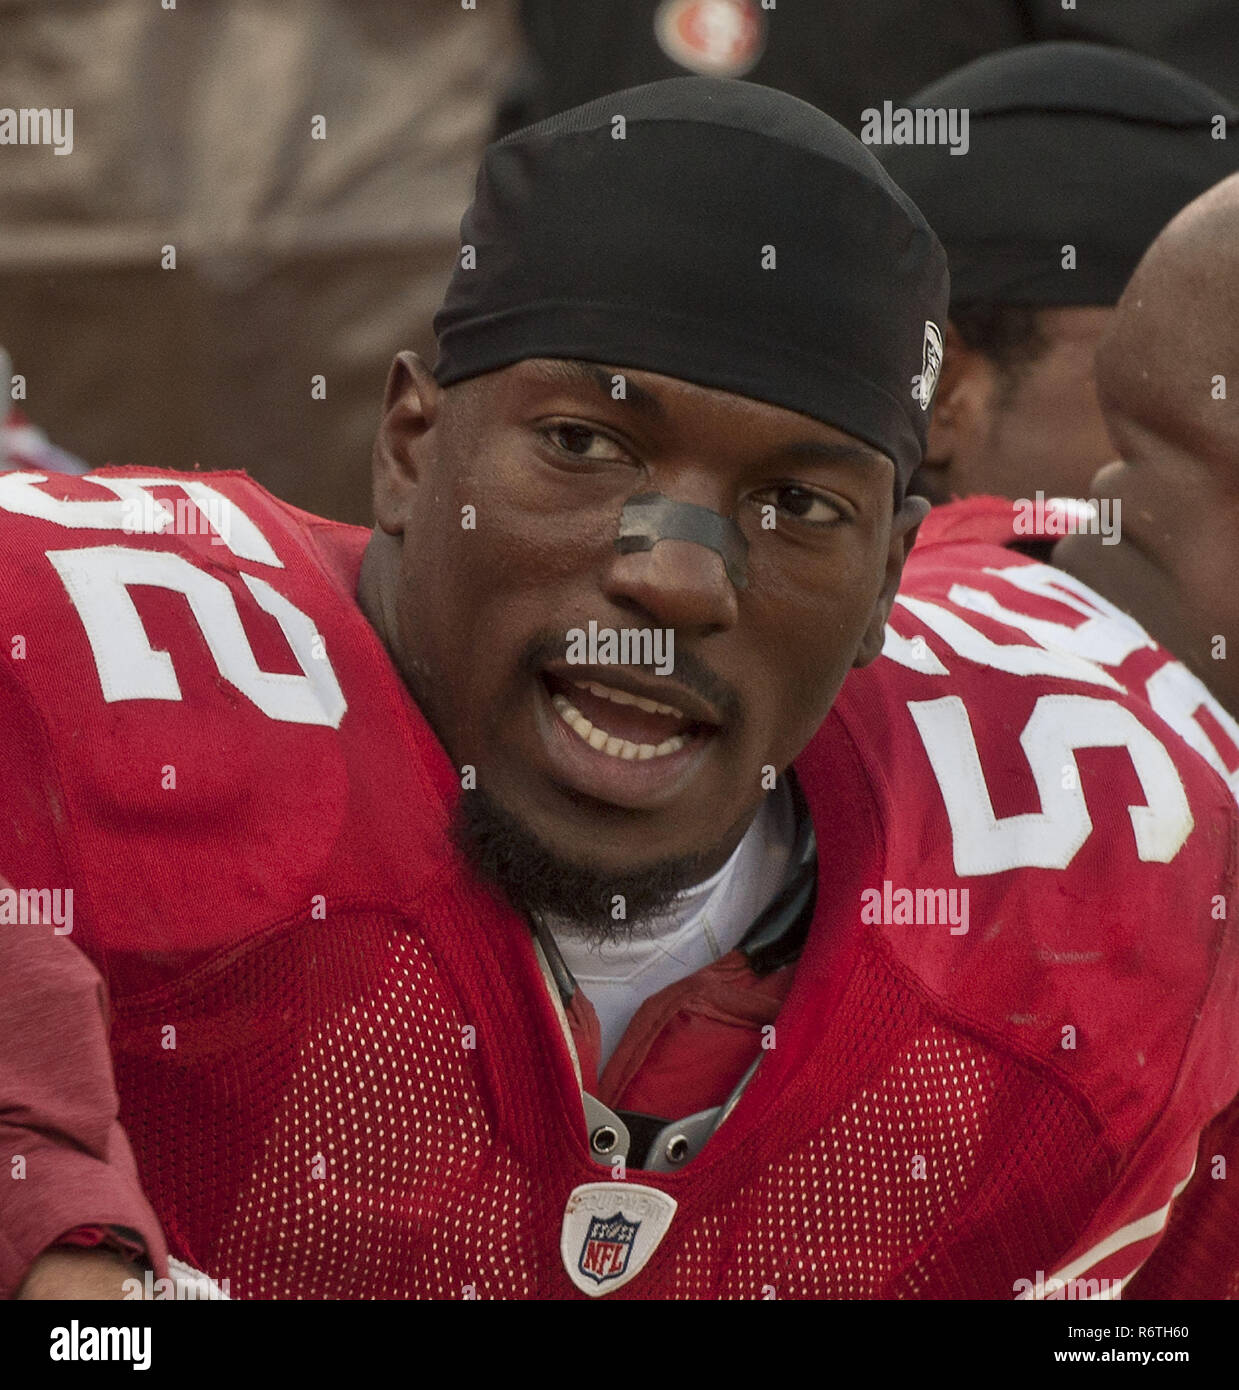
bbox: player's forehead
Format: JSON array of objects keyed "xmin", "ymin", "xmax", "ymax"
[{"xmin": 487, "ymin": 357, "xmax": 894, "ymax": 469}]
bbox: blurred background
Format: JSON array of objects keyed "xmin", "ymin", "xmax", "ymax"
[{"xmin": 2, "ymin": 0, "xmax": 1235, "ymax": 526}]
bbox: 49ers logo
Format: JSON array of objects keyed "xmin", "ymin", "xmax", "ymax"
[{"xmin": 654, "ymin": 0, "xmax": 765, "ymax": 78}]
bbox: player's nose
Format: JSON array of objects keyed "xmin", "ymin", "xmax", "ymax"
[{"xmin": 602, "ymin": 535, "xmax": 741, "ymax": 635}]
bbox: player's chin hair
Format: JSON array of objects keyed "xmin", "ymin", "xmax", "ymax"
[{"xmin": 452, "ymin": 788, "xmax": 712, "ymax": 942}]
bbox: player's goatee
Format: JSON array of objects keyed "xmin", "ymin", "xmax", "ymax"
[{"xmin": 452, "ymin": 786, "xmax": 716, "ymax": 941}]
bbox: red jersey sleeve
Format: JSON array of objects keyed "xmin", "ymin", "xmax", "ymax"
[{"xmin": 0, "ymin": 893, "xmax": 170, "ymax": 1297}]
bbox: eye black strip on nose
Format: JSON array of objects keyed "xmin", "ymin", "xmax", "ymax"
[{"xmin": 614, "ymin": 492, "xmax": 749, "ymax": 590}]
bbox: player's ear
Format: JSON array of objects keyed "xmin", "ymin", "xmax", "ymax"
[
  {"xmin": 372, "ymin": 351, "xmax": 441, "ymax": 535},
  {"xmin": 923, "ymin": 318, "xmax": 994, "ymax": 473},
  {"xmin": 852, "ymin": 492, "xmax": 930, "ymax": 668}
]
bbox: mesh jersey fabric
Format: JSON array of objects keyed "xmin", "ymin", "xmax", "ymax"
[{"xmin": 0, "ymin": 469, "xmax": 1236, "ymax": 1299}]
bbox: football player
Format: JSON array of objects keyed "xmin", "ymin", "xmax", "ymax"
[
  {"xmin": 879, "ymin": 43, "xmax": 1238, "ymax": 506},
  {"xmin": 2, "ymin": 78, "xmax": 1236, "ymax": 1300},
  {"xmin": 868, "ymin": 171, "xmax": 1239, "ymax": 1297}
]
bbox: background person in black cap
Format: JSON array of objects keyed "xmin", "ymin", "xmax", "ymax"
[
  {"xmin": 878, "ymin": 43, "xmax": 1239, "ymax": 506},
  {"xmin": 3, "ymin": 77, "xmax": 1237, "ymax": 1302},
  {"xmin": 497, "ymin": 1, "xmax": 1239, "ymax": 141}
]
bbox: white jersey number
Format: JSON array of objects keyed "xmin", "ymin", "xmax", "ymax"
[
  {"xmin": 908, "ymin": 694, "xmax": 1192, "ymax": 875},
  {"xmin": 0, "ymin": 474, "xmax": 347, "ymax": 727},
  {"xmin": 47, "ymin": 546, "xmax": 346, "ymax": 728}
]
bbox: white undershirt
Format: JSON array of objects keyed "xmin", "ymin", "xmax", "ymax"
[{"xmin": 548, "ymin": 780, "xmax": 797, "ymax": 1066}]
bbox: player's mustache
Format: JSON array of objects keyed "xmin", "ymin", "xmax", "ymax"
[{"xmin": 519, "ymin": 628, "xmax": 743, "ymax": 729}]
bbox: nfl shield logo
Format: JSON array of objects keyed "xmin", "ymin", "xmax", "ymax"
[
  {"xmin": 561, "ymin": 1183, "xmax": 678, "ymax": 1297},
  {"xmin": 579, "ymin": 1213, "xmax": 640, "ymax": 1285}
]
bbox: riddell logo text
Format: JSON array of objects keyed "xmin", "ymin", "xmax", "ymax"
[{"xmin": 860, "ymin": 880, "xmax": 969, "ymax": 935}]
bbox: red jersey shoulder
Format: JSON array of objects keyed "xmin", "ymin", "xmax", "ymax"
[
  {"xmin": 913, "ymin": 495, "xmax": 1020, "ymax": 549},
  {"xmin": 822, "ymin": 545, "xmax": 1239, "ymax": 1146},
  {"xmin": 902, "ymin": 522, "xmax": 1239, "ymax": 805},
  {"xmin": 0, "ymin": 467, "xmax": 356, "ymax": 729},
  {"xmin": 0, "ymin": 469, "xmax": 450, "ymax": 973},
  {"xmin": 913, "ymin": 493, "xmax": 1101, "ymax": 551}
]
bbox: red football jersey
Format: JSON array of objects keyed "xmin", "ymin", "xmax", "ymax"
[
  {"xmin": 0, "ymin": 470, "xmax": 1236, "ymax": 1300},
  {"xmin": 909, "ymin": 496, "xmax": 1239, "ymax": 805},
  {"xmin": 896, "ymin": 496, "xmax": 1239, "ymax": 1298}
]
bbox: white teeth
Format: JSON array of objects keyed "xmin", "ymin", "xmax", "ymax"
[
  {"xmin": 550, "ymin": 691, "xmax": 688, "ymax": 760},
  {"xmin": 574, "ymin": 679, "xmax": 684, "ymax": 719}
]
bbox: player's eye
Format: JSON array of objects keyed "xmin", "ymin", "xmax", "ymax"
[
  {"xmin": 752, "ymin": 484, "xmax": 848, "ymax": 528},
  {"xmin": 540, "ymin": 422, "xmax": 629, "ymax": 462}
]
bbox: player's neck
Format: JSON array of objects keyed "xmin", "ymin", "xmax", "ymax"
[{"xmin": 356, "ymin": 532, "xmax": 395, "ymax": 648}]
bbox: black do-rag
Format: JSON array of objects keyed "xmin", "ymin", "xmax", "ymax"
[
  {"xmin": 878, "ymin": 42, "xmax": 1239, "ymax": 309},
  {"xmin": 434, "ymin": 77, "xmax": 949, "ymax": 493}
]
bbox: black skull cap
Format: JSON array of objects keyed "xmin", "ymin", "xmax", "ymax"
[
  {"xmin": 434, "ymin": 76, "xmax": 950, "ymax": 490},
  {"xmin": 879, "ymin": 43, "xmax": 1239, "ymax": 308}
]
